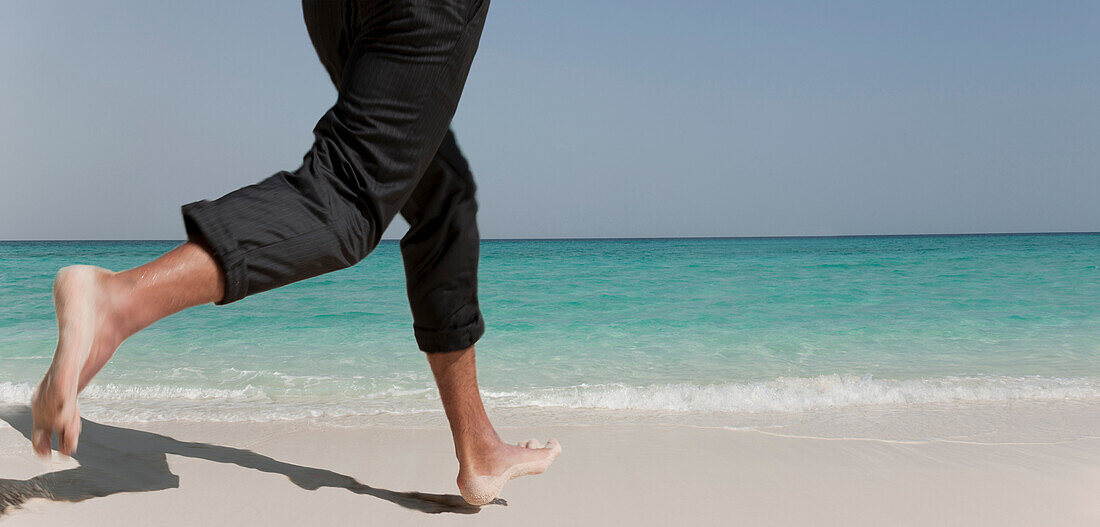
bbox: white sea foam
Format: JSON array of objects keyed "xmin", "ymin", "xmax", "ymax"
[
  {"xmin": 0, "ymin": 382, "xmax": 267, "ymax": 402},
  {"xmin": 0, "ymin": 381, "xmax": 434, "ymax": 423},
  {"xmin": 2, "ymin": 375, "xmax": 1099, "ymax": 423},
  {"xmin": 487, "ymin": 375, "xmax": 1100, "ymax": 413}
]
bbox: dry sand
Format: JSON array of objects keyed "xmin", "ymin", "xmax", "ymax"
[{"xmin": 1, "ymin": 402, "xmax": 1099, "ymax": 526}]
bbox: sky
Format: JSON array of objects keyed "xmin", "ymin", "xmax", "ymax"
[{"xmin": 1, "ymin": 1, "xmax": 1097, "ymax": 240}]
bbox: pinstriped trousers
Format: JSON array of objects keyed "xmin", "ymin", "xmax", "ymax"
[{"xmin": 180, "ymin": 0, "xmax": 488, "ymax": 352}]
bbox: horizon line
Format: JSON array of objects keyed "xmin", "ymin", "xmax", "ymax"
[{"xmin": 2, "ymin": 230, "xmax": 1098, "ymax": 243}]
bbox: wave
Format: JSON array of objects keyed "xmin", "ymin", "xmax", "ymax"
[
  {"xmin": 2, "ymin": 374, "xmax": 1099, "ymax": 423},
  {"xmin": 486, "ymin": 375, "xmax": 1100, "ymax": 413},
  {"xmin": 0, "ymin": 382, "xmax": 268, "ymax": 402}
]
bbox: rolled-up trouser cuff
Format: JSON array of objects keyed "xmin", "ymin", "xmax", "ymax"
[
  {"xmin": 181, "ymin": 200, "xmax": 249, "ymax": 305},
  {"xmin": 415, "ymin": 314, "xmax": 485, "ymax": 353}
]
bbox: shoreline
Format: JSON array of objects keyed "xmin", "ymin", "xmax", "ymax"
[
  {"xmin": 2, "ymin": 400, "xmax": 1099, "ymax": 526},
  {"xmin": 5, "ymin": 373, "xmax": 1100, "ymax": 427}
]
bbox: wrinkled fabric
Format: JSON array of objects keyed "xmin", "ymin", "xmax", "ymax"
[{"xmin": 181, "ymin": 0, "xmax": 488, "ymax": 352}]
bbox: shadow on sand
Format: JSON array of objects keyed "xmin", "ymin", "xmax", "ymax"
[{"xmin": 0, "ymin": 406, "xmax": 501, "ymax": 516}]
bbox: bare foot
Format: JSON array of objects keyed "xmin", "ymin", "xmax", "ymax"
[
  {"xmin": 458, "ymin": 438, "xmax": 562, "ymax": 505},
  {"xmin": 31, "ymin": 266, "xmax": 126, "ymax": 457}
]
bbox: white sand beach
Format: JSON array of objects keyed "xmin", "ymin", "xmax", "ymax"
[{"xmin": 2, "ymin": 400, "xmax": 1098, "ymax": 526}]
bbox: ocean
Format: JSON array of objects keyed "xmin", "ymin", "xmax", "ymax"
[{"xmin": 1, "ymin": 234, "xmax": 1099, "ymax": 425}]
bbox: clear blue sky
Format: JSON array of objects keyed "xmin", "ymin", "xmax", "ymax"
[{"xmin": 1, "ymin": 1, "xmax": 1097, "ymax": 239}]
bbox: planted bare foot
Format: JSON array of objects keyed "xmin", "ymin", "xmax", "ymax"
[
  {"xmin": 31, "ymin": 265, "xmax": 128, "ymax": 457},
  {"xmin": 458, "ymin": 437, "xmax": 562, "ymax": 506}
]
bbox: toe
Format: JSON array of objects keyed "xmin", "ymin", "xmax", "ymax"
[
  {"xmin": 32, "ymin": 427, "xmax": 51, "ymax": 457},
  {"xmin": 60, "ymin": 420, "xmax": 81, "ymax": 456}
]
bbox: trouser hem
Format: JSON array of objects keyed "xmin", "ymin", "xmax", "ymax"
[
  {"xmin": 415, "ymin": 316, "xmax": 485, "ymax": 353},
  {"xmin": 181, "ymin": 200, "xmax": 249, "ymax": 305}
]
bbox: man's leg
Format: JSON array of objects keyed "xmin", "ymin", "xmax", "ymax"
[
  {"xmin": 308, "ymin": 1, "xmax": 560, "ymax": 503},
  {"xmin": 400, "ymin": 132, "xmax": 560, "ymax": 505},
  {"xmin": 31, "ymin": 243, "xmax": 223, "ymax": 456},
  {"xmin": 34, "ymin": 0, "xmax": 490, "ymax": 453},
  {"xmin": 428, "ymin": 346, "xmax": 561, "ymax": 506}
]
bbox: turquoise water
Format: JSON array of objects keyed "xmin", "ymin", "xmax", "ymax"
[{"xmin": 1, "ymin": 235, "xmax": 1099, "ymax": 422}]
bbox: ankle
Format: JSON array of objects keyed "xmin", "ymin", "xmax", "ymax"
[{"xmin": 456, "ymin": 428, "xmax": 503, "ymax": 464}]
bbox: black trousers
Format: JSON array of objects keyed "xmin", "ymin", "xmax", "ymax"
[{"xmin": 180, "ymin": 0, "xmax": 488, "ymax": 352}]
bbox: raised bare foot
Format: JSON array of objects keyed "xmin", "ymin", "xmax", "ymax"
[
  {"xmin": 31, "ymin": 265, "xmax": 126, "ymax": 457},
  {"xmin": 457, "ymin": 437, "xmax": 562, "ymax": 505}
]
